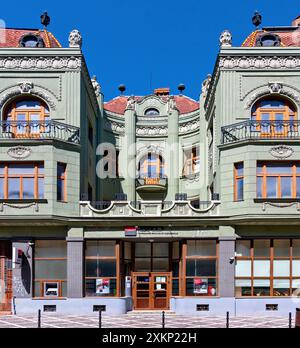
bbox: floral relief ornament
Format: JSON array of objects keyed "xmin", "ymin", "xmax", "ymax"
[
  {"xmin": 269, "ymin": 145, "xmax": 294, "ymax": 159},
  {"xmin": 7, "ymin": 146, "xmax": 32, "ymax": 160}
]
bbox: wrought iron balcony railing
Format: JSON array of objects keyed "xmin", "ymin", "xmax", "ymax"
[
  {"xmin": 221, "ymin": 120, "xmax": 300, "ymax": 144},
  {"xmin": 0, "ymin": 120, "xmax": 80, "ymax": 144}
]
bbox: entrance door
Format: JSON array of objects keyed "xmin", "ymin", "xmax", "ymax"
[
  {"xmin": 132, "ymin": 272, "xmax": 171, "ymax": 310},
  {"xmin": 0, "ymin": 242, "xmax": 12, "ymax": 313}
]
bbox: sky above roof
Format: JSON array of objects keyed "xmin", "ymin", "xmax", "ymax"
[{"xmin": 1, "ymin": 0, "xmax": 300, "ymax": 101}]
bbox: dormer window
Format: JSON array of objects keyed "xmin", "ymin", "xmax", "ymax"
[
  {"xmin": 256, "ymin": 33, "xmax": 281, "ymax": 47},
  {"xmin": 19, "ymin": 34, "xmax": 45, "ymax": 48},
  {"xmin": 145, "ymin": 108, "xmax": 160, "ymax": 116}
]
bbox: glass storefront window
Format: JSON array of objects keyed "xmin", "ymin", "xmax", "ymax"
[
  {"xmin": 236, "ymin": 260, "xmax": 251, "ymax": 277},
  {"xmin": 274, "ymin": 240, "xmax": 290, "ymax": 257},
  {"xmin": 85, "ymin": 240, "xmax": 118, "ymax": 297},
  {"xmin": 186, "ymin": 259, "xmax": 216, "ymax": 277},
  {"xmin": 235, "ymin": 239, "xmax": 300, "ymax": 297},
  {"xmin": 253, "ymin": 279, "xmax": 270, "ymax": 296},
  {"xmin": 34, "ymin": 240, "xmax": 67, "ymax": 298},
  {"xmin": 236, "ymin": 240, "xmax": 251, "ymax": 257},
  {"xmin": 135, "ymin": 243, "xmax": 151, "ymax": 257},
  {"xmin": 273, "ymin": 260, "xmax": 290, "ymax": 277},
  {"xmin": 187, "ymin": 240, "xmax": 216, "ymax": 257},
  {"xmin": 254, "ymin": 240, "xmax": 270, "ymax": 257}
]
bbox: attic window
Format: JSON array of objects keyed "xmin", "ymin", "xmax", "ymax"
[
  {"xmin": 256, "ymin": 34, "xmax": 281, "ymax": 47},
  {"xmin": 145, "ymin": 108, "xmax": 160, "ymax": 116},
  {"xmin": 19, "ymin": 34, "xmax": 45, "ymax": 48}
]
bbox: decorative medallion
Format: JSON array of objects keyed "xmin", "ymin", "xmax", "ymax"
[
  {"xmin": 268, "ymin": 82, "xmax": 283, "ymax": 94},
  {"xmin": 7, "ymin": 146, "xmax": 32, "ymax": 160},
  {"xmin": 269, "ymin": 145, "xmax": 294, "ymax": 159}
]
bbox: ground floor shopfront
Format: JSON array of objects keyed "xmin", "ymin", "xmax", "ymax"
[{"xmin": 1, "ymin": 225, "xmax": 300, "ymax": 316}]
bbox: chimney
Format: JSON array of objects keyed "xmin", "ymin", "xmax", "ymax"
[
  {"xmin": 154, "ymin": 88, "xmax": 170, "ymax": 96},
  {"xmin": 292, "ymin": 15, "xmax": 300, "ymax": 26}
]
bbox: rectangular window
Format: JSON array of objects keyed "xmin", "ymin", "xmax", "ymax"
[
  {"xmin": 185, "ymin": 240, "xmax": 218, "ymax": 297},
  {"xmin": 257, "ymin": 162, "xmax": 300, "ymax": 199},
  {"xmin": 85, "ymin": 241, "xmax": 119, "ymax": 297},
  {"xmin": 34, "ymin": 240, "xmax": 67, "ymax": 298},
  {"xmin": 88, "ymin": 122, "xmax": 94, "ymax": 146},
  {"xmin": 183, "ymin": 146, "xmax": 200, "ymax": 176},
  {"xmin": 0, "ymin": 162, "xmax": 44, "ymax": 200},
  {"xmin": 57, "ymin": 163, "xmax": 67, "ymax": 202},
  {"xmin": 235, "ymin": 239, "xmax": 300, "ymax": 297},
  {"xmin": 234, "ymin": 162, "xmax": 244, "ymax": 201}
]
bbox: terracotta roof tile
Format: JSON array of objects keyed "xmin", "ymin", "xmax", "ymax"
[
  {"xmin": 0, "ymin": 28, "xmax": 61, "ymax": 48},
  {"xmin": 104, "ymin": 95, "xmax": 199, "ymax": 115},
  {"xmin": 242, "ymin": 29, "xmax": 300, "ymax": 47}
]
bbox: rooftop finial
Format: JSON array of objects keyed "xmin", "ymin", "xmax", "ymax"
[
  {"xmin": 252, "ymin": 11, "xmax": 262, "ymax": 28},
  {"xmin": 41, "ymin": 11, "xmax": 50, "ymax": 28},
  {"xmin": 118, "ymin": 85, "xmax": 126, "ymax": 95}
]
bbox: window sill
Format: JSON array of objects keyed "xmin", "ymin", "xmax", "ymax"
[
  {"xmin": 254, "ymin": 198, "xmax": 300, "ymax": 203},
  {"xmin": 33, "ymin": 297, "xmax": 67, "ymax": 300},
  {"xmin": 0, "ymin": 199, "xmax": 48, "ymax": 204}
]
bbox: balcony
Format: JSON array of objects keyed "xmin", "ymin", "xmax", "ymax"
[
  {"xmin": 221, "ymin": 120, "xmax": 300, "ymax": 145},
  {"xmin": 80, "ymin": 199, "xmax": 221, "ymax": 218},
  {"xmin": 0, "ymin": 120, "xmax": 80, "ymax": 145},
  {"xmin": 136, "ymin": 177, "xmax": 168, "ymax": 193}
]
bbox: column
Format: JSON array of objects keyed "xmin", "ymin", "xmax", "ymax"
[
  {"xmin": 122, "ymin": 97, "xmax": 136, "ymax": 202},
  {"xmin": 218, "ymin": 226, "xmax": 236, "ymax": 298},
  {"xmin": 67, "ymin": 236, "xmax": 84, "ymax": 298},
  {"xmin": 167, "ymin": 97, "xmax": 179, "ymax": 201}
]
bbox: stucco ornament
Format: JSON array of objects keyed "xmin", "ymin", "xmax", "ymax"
[
  {"xmin": 201, "ymin": 74, "xmax": 212, "ymax": 98},
  {"xmin": 126, "ymin": 96, "xmax": 136, "ymax": 110},
  {"xmin": 91, "ymin": 75, "xmax": 101, "ymax": 97},
  {"xmin": 269, "ymin": 145, "xmax": 294, "ymax": 159},
  {"xmin": 19, "ymin": 81, "xmax": 33, "ymax": 94},
  {"xmin": 7, "ymin": 146, "xmax": 32, "ymax": 160},
  {"xmin": 268, "ymin": 82, "xmax": 283, "ymax": 94},
  {"xmin": 219, "ymin": 30, "xmax": 232, "ymax": 47},
  {"xmin": 168, "ymin": 96, "xmax": 176, "ymax": 112},
  {"xmin": 69, "ymin": 29, "xmax": 82, "ymax": 48}
]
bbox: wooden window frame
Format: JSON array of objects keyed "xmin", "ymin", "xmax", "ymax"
[
  {"xmin": 183, "ymin": 240, "xmax": 219, "ymax": 297},
  {"xmin": 84, "ymin": 240, "xmax": 120, "ymax": 298},
  {"xmin": 252, "ymin": 99, "xmax": 297, "ymax": 136},
  {"xmin": 0, "ymin": 162, "xmax": 44, "ymax": 200},
  {"xmin": 57, "ymin": 162, "xmax": 67, "ymax": 202},
  {"xmin": 257, "ymin": 161, "xmax": 300, "ymax": 199},
  {"xmin": 235, "ymin": 239, "xmax": 300, "ymax": 297},
  {"xmin": 34, "ymin": 241, "xmax": 67, "ymax": 299},
  {"xmin": 234, "ymin": 162, "xmax": 244, "ymax": 202},
  {"xmin": 5, "ymin": 99, "xmax": 50, "ymax": 138},
  {"xmin": 140, "ymin": 153, "xmax": 164, "ymax": 179}
]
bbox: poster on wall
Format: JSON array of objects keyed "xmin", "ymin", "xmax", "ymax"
[
  {"xmin": 96, "ymin": 278, "xmax": 110, "ymax": 295},
  {"xmin": 193, "ymin": 278, "xmax": 208, "ymax": 294}
]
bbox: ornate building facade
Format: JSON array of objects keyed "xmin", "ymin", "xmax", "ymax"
[{"xmin": 1, "ymin": 15, "xmax": 300, "ymax": 316}]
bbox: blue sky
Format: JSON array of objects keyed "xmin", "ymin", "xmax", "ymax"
[{"xmin": 1, "ymin": 0, "xmax": 300, "ymax": 101}]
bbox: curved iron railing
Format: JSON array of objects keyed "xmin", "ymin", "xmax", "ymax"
[
  {"xmin": 221, "ymin": 120, "xmax": 300, "ymax": 144},
  {"xmin": 0, "ymin": 120, "xmax": 80, "ymax": 144}
]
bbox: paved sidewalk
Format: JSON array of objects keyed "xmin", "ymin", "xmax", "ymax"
[{"xmin": 0, "ymin": 314, "xmax": 295, "ymax": 328}]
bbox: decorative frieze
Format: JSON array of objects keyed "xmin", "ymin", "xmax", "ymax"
[
  {"xmin": 0, "ymin": 56, "xmax": 82, "ymax": 71},
  {"xmin": 219, "ymin": 56, "xmax": 300, "ymax": 70}
]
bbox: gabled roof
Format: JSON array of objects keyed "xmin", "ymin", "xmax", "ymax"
[
  {"xmin": 104, "ymin": 95, "xmax": 199, "ymax": 115},
  {"xmin": 0, "ymin": 28, "xmax": 61, "ymax": 48}
]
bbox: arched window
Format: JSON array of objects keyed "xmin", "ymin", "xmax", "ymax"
[
  {"xmin": 138, "ymin": 153, "xmax": 165, "ymax": 178},
  {"xmin": 256, "ymin": 34, "xmax": 281, "ymax": 47},
  {"xmin": 251, "ymin": 98, "xmax": 297, "ymax": 136},
  {"xmin": 144, "ymin": 108, "xmax": 160, "ymax": 116},
  {"xmin": 19, "ymin": 34, "xmax": 45, "ymax": 48},
  {"xmin": 4, "ymin": 98, "xmax": 50, "ymax": 137}
]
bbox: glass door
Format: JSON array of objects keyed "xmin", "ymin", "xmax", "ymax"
[{"xmin": 151, "ymin": 273, "xmax": 171, "ymax": 310}]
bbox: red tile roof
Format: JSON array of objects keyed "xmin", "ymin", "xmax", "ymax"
[
  {"xmin": 104, "ymin": 95, "xmax": 199, "ymax": 115},
  {"xmin": 0, "ymin": 28, "xmax": 61, "ymax": 48},
  {"xmin": 242, "ymin": 29, "xmax": 300, "ymax": 47}
]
